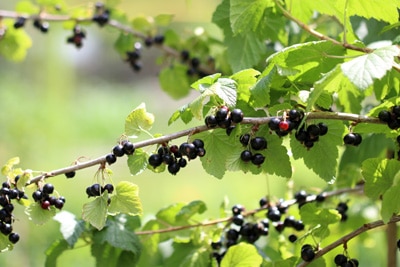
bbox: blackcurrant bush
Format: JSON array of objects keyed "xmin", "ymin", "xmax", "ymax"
[
  {"xmin": 250, "ymin": 137, "xmax": 267, "ymax": 150},
  {"xmin": 240, "ymin": 150, "xmax": 252, "ymax": 162},
  {"xmin": 205, "ymin": 115, "xmax": 218, "ymax": 128},
  {"xmin": 122, "ymin": 141, "xmax": 135, "ymax": 155},
  {"xmin": 231, "ymin": 204, "xmax": 244, "ymax": 215},
  {"xmin": 334, "ymin": 254, "xmax": 347, "ymax": 265},
  {"xmin": 301, "ymin": 244, "xmax": 315, "ymax": 262},
  {"xmin": 251, "ymin": 153, "xmax": 265, "ymax": 165},
  {"xmin": 8, "ymin": 232, "xmax": 20, "ymax": 244},
  {"xmin": 288, "ymin": 234, "xmax": 297, "ymax": 243},
  {"xmin": 239, "ymin": 134, "xmax": 250, "ymax": 146},
  {"xmin": 105, "ymin": 154, "xmax": 117, "ymax": 165},
  {"xmin": 42, "ymin": 184, "xmax": 54, "ymax": 195},
  {"xmin": 65, "ymin": 171, "xmax": 76, "ymax": 178},
  {"xmin": 378, "ymin": 110, "xmax": 391, "ymax": 122},
  {"xmin": 230, "ymin": 109, "xmax": 244, "ymax": 123}
]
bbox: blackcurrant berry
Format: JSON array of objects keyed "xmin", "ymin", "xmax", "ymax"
[
  {"xmin": 240, "ymin": 150, "xmax": 253, "ymax": 162},
  {"xmin": 301, "ymin": 244, "xmax": 315, "ymax": 262},
  {"xmin": 205, "ymin": 115, "xmax": 218, "ymax": 128},
  {"xmin": 86, "ymin": 186, "xmax": 94, "ymax": 197},
  {"xmin": 4, "ymin": 204, "xmax": 13, "ymax": 213},
  {"xmin": 196, "ymin": 147, "xmax": 206, "ymax": 157},
  {"xmin": 259, "ymin": 197, "xmax": 269, "ymax": 207},
  {"xmin": 42, "ymin": 184, "xmax": 54, "ymax": 195},
  {"xmin": 211, "ymin": 240, "xmax": 222, "ymax": 250},
  {"xmin": 65, "ymin": 171, "xmax": 75, "ymax": 178},
  {"xmin": 239, "ymin": 134, "xmax": 251, "ymax": 146},
  {"xmin": 122, "ymin": 141, "xmax": 135, "ymax": 155},
  {"xmin": 231, "ymin": 204, "xmax": 244, "ymax": 215},
  {"xmin": 334, "ymin": 254, "xmax": 348, "ymax": 265},
  {"xmin": 397, "ymin": 239, "xmax": 400, "ymax": 250},
  {"xmin": 279, "ymin": 121, "xmax": 290, "ymax": 131},
  {"xmin": 1, "ymin": 224, "xmax": 12, "ymax": 235},
  {"xmin": 316, "ymin": 193, "xmax": 326, "ymax": 202},
  {"xmin": 158, "ymin": 146, "xmax": 169, "ymax": 156},
  {"xmin": 288, "ymin": 109, "xmax": 301, "ymax": 121},
  {"xmin": 230, "ymin": 109, "xmax": 244, "ymax": 123},
  {"xmin": 293, "ymin": 220, "xmax": 305, "ymax": 231},
  {"xmin": 178, "ymin": 158, "xmax": 187, "ymax": 168},
  {"xmin": 144, "ymin": 37, "xmax": 153, "ymax": 47},
  {"xmin": 251, "ymin": 153, "xmax": 265, "ymax": 165},
  {"xmin": 378, "ymin": 110, "xmax": 391, "ymax": 122},
  {"xmin": 13, "ymin": 17, "xmax": 26, "ymax": 29},
  {"xmin": 92, "ymin": 9, "xmax": 110, "ymax": 26},
  {"xmin": 226, "ymin": 126, "xmax": 236, "ymax": 136},
  {"xmin": 154, "ymin": 35, "xmax": 165, "ymax": 44},
  {"xmin": 59, "ymin": 196, "xmax": 66, "ymax": 203},
  {"xmin": 348, "ymin": 258, "xmax": 359, "ymax": 267},
  {"xmin": 32, "ymin": 191, "xmax": 43, "ymax": 202},
  {"xmin": 167, "ymin": 162, "xmax": 180, "ymax": 175},
  {"xmin": 336, "ymin": 202, "xmax": 349, "ymax": 213},
  {"xmin": 294, "ymin": 190, "xmax": 307, "ymax": 203},
  {"xmin": 180, "ymin": 50, "xmax": 190, "ymax": 61},
  {"xmin": 1, "ymin": 182, "xmax": 10, "ymax": 189},
  {"xmin": 353, "ymin": 133, "xmax": 362, "ymax": 146},
  {"xmin": 54, "ymin": 199, "xmax": 64, "ymax": 209},
  {"xmin": 217, "ymin": 117, "xmax": 232, "ymax": 129},
  {"xmin": 8, "ymin": 232, "xmax": 20, "ymax": 244},
  {"xmin": 283, "ymin": 216, "xmax": 296, "ymax": 227},
  {"xmin": 318, "ymin": 122, "xmax": 328, "ymax": 136},
  {"xmin": 0, "ymin": 196, "xmax": 7, "ymax": 207},
  {"xmin": 8, "ymin": 189, "xmax": 19, "ymax": 200},
  {"xmin": 250, "ymin": 137, "xmax": 267, "ymax": 150},
  {"xmin": 162, "ymin": 154, "xmax": 175, "ymax": 165},
  {"xmin": 307, "ymin": 124, "xmax": 320, "ymax": 137},
  {"xmin": 105, "ymin": 154, "xmax": 117, "ymax": 165},
  {"xmin": 295, "ymin": 129, "xmax": 308, "ymax": 142},
  {"xmin": 268, "ymin": 117, "xmax": 281, "ymax": 131},
  {"xmin": 397, "ymin": 135, "xmax": 400, "ymax": 145},
  {"xmin": 343, "ymin": 133, "xmax": 356, "ymax": 145},
  {"xmin": 190, "ymin": 57, "xmax": 201, "ymax": 69},
  {"xmin": 226, "ymin": 229, "xmax": 239, "ymax": 241},
  {"xmin": 232, "ymin": 214, "xmax": 244, "ymax": 226},
  {"xmin": 192, "ymin": 139, "xmax": 204, "ymax": 149},
  {"xmin": 392, "ymin": 105, "xmax": 400, "ymax": 116},
  {"xmin": 90, "ymin": 184, "xmax": 101, "ymax": 196},
  {"xmin": 267, "ymin": 207, "xmax": 281, "ymax": 222},
  {"xmin": 288, "ymin": 234, "xmax": 297, "ymax": 243},
  {"xmin": 275, "ymin": 221, "xmax": 285, "ymax": 232},
  {"xmin": 103, "ymin": 184, "xmax": 114, "ymax": 194},
  {"xmin": 216, "ymin": 107, "xmax": 229, "ymax": 122}
]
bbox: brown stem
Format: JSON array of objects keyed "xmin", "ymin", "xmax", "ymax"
[{"xmin": 386, "ymin": 223, "xmax": 397, "ymax": 267}]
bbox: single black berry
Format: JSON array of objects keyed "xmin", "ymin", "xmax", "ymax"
[
  {"xmin": 378, "ymin": 110, "xmax": 391, "ymax": 122},
  {"xmin": 178, "ymin": 158, "xmax": 187, "ymax": 168},
  {"xmin": 211, "ymin": 240, "xmax": 222, "ymax": 250},
  {"xmin": 231, "ymin": 204, "xmax": 244, "ymax": 215},
  {"xmin": 268, "ymin": 117, "xmax": 281, "ymax": 131},
  {"xmin": 301, "ymin": 244, "xmax": 315, "ymax": 262},
  {"xmin": 348, "ymin": 258, "xmax": 359, "ymax": 267},
  {"xmin": 14, "ymin": 17, "xmax": 26, "ymax": 29},
  {"xmin": 122, "ymin": 141, "xmax": 135, "ymax": 155},
  {"xmin": 288, "ymin": 234, "xmax": 297, "ymax": 243},
  {"xmin": 54, "ymin": 199, "xmax": 64, "ymax": 209},
  {"xmin": 250, "ymin": 137, "xmax": 267, "ymax": 150},
  {"xmin": 240, "ymin": 150, "xmax": 253, "ymax": 162},
  {"xmin": 259, "ymin": 197, "xmax": 269, "ymax": 207},
  {"xmin": 32, "ymin": 190, "xmax": 42, "ymax": 202},
  {"xmin": 90, "ymin": 184, "xmax": 101, "ymax": 197},
  {"xmin": 232, "ymin": 214, "xmax": 244, "ymax": 226},
  {"xmin": 226, "ymin": 229, "xmax": 240, "ymax": 241},
  {"xmin": 343, "ymin": 133, "xmax": 356, "ymax": 145},
  {"xmin": 230, "ymin": 109, "xmax": 244, "ymax": 123},
  {"xmin": 42, "ymin": 184, "xmax": 54, "ymax": 195},
  {"xmin": 251, "ymin": 153, "xmax": 265, "ymax": 165},
  {"xmin": 318, "ymin": 122, "xmax": 328, "ymax": 136},
  {"xmin": 205, "ymin": 115, "xmax": 218, "ymax": 128},
  {"xmin": 92, "ymin": 9, "xmax": 110, "ymax": 26},
  {"xmin": 334, "ymin": 254, "xmax": 347, "ymax": 265},
  {"xmin": 148, "ymin": 154, "xmax": 162, "ymax": 168},
  {"xmin": 190, "ymin": 57, "xmax": 201, "ymax": 69},
  {"xmin": 112, "ymin": 145, "xmax": 125, "ymax": 157},
  {"xmin": 192, "ymin": 139, "xmax": 204, "ymax": 149},
  {"xmin": 239, "ymin": 134, "xmax": 251, "ymax": 146},
  {"xmin": 267, "ymin": 207, "xmax": 281, "ymax": 222},
  {"xmin": 105, "ymin": 154, "xmax": 117, "ymax": 165},
  {"xmin": 316, "ymin": 193, "xmax": 326, "ymax": 202},
  {"xmin": 103, "ymin": 184, "xmax": 114, "ymax": 194},
  {"xmin": 153, "ymin": 35, "xmax": 165, "ymax": 44},
  {"xmin": 167, "ymin": 162, "xmax": 180, "ymax": 175},
  {"xmin": 294, "ymin": 190, "xmax": 307, "ymax": 203},
  {"xmin": 180, "ymin": 50, "xmax": 190, "ymax": 61},
  {"xmin": 216, "ymin": 107, "xmax": 229, "ymax": 122},
  {"xmin": 217, "ymin": 117, "xmax": 232, "ymax": 129},
  {"xmin": 8, "ymin": 232, "xmax": 20, "ymax": 244},
  {"xmin": 65, "ymin": 171, "xmax": 75, "ymax": 178}
]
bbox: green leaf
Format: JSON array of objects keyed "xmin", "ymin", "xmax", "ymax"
[
  {"xmin": 290, "ymin": 120, "xmax": 345, "ymax": 181},
  {"xmin": 211, "ymin": 78, "xmax": 237, "ymax": 107},
  {"xmin": 125, "ymin": 103, "xmax": 155, "ymax": 137},
  {"xmin": 15, "ymin": 1, "xmax": 40, "ymax": 13},
  {"xmin": 116, "ymin": 251, "xmax": 138, "ymax": 267},
  {"xmin": 341, "ymin": 45, "xmax": 400, "ymax": 90},
  {"xmin": 164, "ymin": 242, "xmax": 210, "ymax": 267},
  {"xmin": 156, "ymin": 203, "xmax": 186, "ymax": 225},
  {"xmin": 25, "ymin": 202, "xmax": 56, "ymax": 225},
  {"xmin": 191, "ymin": 73, "xmax": 222, "ymax": 91},
  {"xmin": 362, "ymin": 158, "xmax": 400, "ymax": 200},
  {"xmin": 300, "ymin": 203, "xmax": 341, "ymax": 226},
  {"xmin": 114, "ymin": 32, "xmax": 134, "ymax": 56},
  {"xmin": 381, "ymin": 174, "xmax": 400, "ymax": 222},
  {"xmin": 44, "ymin": 239, "xmax": 70, "ymax": 267},
  {"xmin": 159, "ymin": 65, "xmax": 191, "ymax": 99},
  {"xmin": 0, "ymin": 234, "xmax": 11, "ymax": 251},
  {"xmin": 196, "ymin": 129, "xmax": 237, "ymax": 179},
  {"xmin": 106, "ymin": 0, "xmax": 122, "ymax": 7},
  {"xmin": 82, "ymin": 192, "xmax": 109, "ymax": 230},
  {"xmin": 53, "ymin": 211, "xmax": 86, "ymax": 247},
  {"xmin": 127, "ymin": 148, "xmax": 148, "ymax": 175},
  {"xmin": 220, "ymin": 243, "xmax": 263, "ymax": 267},
  {"xmin": 108, "ymin": 181, "xmax": 143, "ymax": 216},
  {"xmin": 131, "ymin": 16, "xmax": 153, "ymax": 33},
  {"xmin": 154, "ymin": 14, "xmax": 174, "ymax": 27},
  {"xmin": 226, "ymin": 31, "xmax": 266, "ymax": 72},
  {"xmin": 249, "ymin": 67, "xmax": 276, "ymax": 108},
  {"xmin": 91, "ymin": 241, "xmax": 120, "ymax": 267},
  {"xmin": 262, "ymin": 133, "xmax": 292, "ymax": 178},
  {"xmin": 230, "ymin": 69, "xmax": 260, "ymax": 103},
  {"xmin": 230, "ymin": 0, "xmax": 272, "ymax": 34},
  {"xmin": 16, "ymin": 171, "xmax": 31, "ymax": 190},
  {"xmin": 175, "ymin": 200, "xmax": 207, "ymax": 223},
  {"xmin": 94, "ymin": 217, "xmax": 142, "ymax": 256},
  {"xmin": 1, "ymin": 157, "xmax": 20, "ymax": 176}
]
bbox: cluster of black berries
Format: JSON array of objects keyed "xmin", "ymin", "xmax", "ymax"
[
  {"xmin": 378, "ymin": 105, "xmax": 400, "ymax": 130},
  {"xmin": 33, "ymin": 19, "xmax": 49, "ymax": 33},
  {"xmin": 268, "ymin": 109, "xmax": 305, "ymax": 137},
  {"xmin": 0, "ymin": 181, "xmax": 25, "ymax": 245},
  {"xmin": 92, "ymin": 3, "xmax": 110, "ymax": 27},
  {"xmin": 180, "ymin": 50, "xmax": 211, "ymax": 78},
  {"xmin": 295, "ymin": 122, "xmax": 328, "ymax": 148},
  {"xmin": 105, "ymin": 140, "xmax": 135, "ymax": 165},
  {"xmin": 13, "ymin": 17, "xmax": 26, "ymax": 29},
  {"xmin": 336, "ymin": 202, "xmax": 349, "ymax": 222},
  {"xmin": 239, "ymin": 134, "xmax": 267, "ymax": 166},
  {"xmin": 32, "ymin": 183, "xmax": 65, "ymax": 210},
  {"xmin": 334, "ymin": 254, "xmax": 359, "ymax": 267},
  {"xmin": 301, "ymin": 244, "xmax": 316, "ymax": 262},
  {"xmin": 148, "ymin": 139, "xmax": 205, "ymax": 175},
  {"xmin": 205, "ymin": 106, "xmax": 244, "ymax": 134},
  {"xmin": 67, "ymin": 25, "xmax": 86, "ymax": 48},
  {"xmin": 126, "ymin": 43, "xmax": 143, "ymax": 72},
  {"xmin": 343, "ymin": 133, "xmax": 362, "ymax": 146}
]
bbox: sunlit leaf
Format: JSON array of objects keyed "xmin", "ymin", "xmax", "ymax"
[
  {"xmin": 125, "ymin": 103, "xmax": 155, "ymax": 137},
  {"xmin": 108, "ymin": 181, "xmax": 143, "ymax": 216}
]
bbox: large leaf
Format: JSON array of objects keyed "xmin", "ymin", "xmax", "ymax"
[
  {"xmin": 25, "ymin": 202, "xmax": 56, "ymax": 225},
  {"xmin": 45, "ymin": 239, "xmax": 70, "ymax": 267},
  {"xmin": 53, "ymin": 211, "xmax": 86, "ymax": 247},
  {"xmin": 211, "ymin": 78, "xmax": 237, "ymax": 107},
  {"xmin": 82, "ymin": 192, "xmax": 109, "ymax": 230},
  {"xmin": 108, "ymin": 181, "xmax": 143, "ymax": 216},
  {"xmin": 159, "ymin": 65, "xmax": 191, "ymax": 99},
  {"xmin": 125, "ymin": 103, "xmax": 155, "ymax": 137},
  {"xmin": 220, "ymin": 243, "xmax": 263, "ymax": 267},
  {"xmin": 127, "ymin": 148, "xmax": 148, "ymax": 176},
  {"xmin": 341, "ymin": 45, "xmax": 400, "ymax": 90},
  {"xmin": 300, "ymin": 203, "xmax": 341, "ymax": 238},
  {"xmin": 230, "ymin": 0, "xmax": 272, "ymax": 34},
  {"xmin": 175, "ymin": 200, "xmax": 207, "ymax": 223},
  {"xmin": 381, "ymin": 176, "xmax": 400, "ymax": 222},
  {"xmin": 0, "ymin": 21, "xmax": 32, "ymax": 62}
]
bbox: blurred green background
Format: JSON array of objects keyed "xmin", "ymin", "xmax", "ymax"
[{"xmin": 0, "ymin": 1, "xmax": 394, "ymax": 266}]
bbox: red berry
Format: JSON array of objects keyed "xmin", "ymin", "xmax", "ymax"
[
  {"xmin": 279, "ymin": 121, "xmax": 290, "ymax": 131},
  {"xmin": 41, "ymin": 200, "xmax": 51, "ymax": 210}
]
